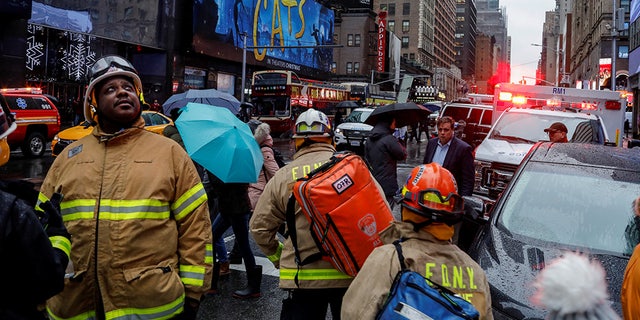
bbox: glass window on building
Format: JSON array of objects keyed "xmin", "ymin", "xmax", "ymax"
[
  {"xmin": 410, "ymin": 53, "xmax": 415, "ymax": 60},
  {"xmin": 380, "ymin": 4, "xmax": 387, "ymax": 11},
  {"xmin": 355, "ymin": 34, "xmax": 361, "ymax": 46},
  {"xmin": 619, "ymin": 45, "xmax": 629, "ymax": 59},
  {"xmin": 347, "ymin": 62, "xmax": 353, "ymax": 74},
  {"xmin": 389, "ymin": 3, "xmax": 395, "ymax": 15},
  {"xmin": 354, "ymin": 62, "xmax": 360, "ymax": 73},
  {"xmin": 403, "ymin": 3, "xmax": 410, "ymax": 15},
  {"xmin": 388, "ymin": 20, "xmax": 395, "ymax": 32},
  {"xmin": 402, "ymin": 36, "xmax": 409, "ymax": 48},
  {"xmin": 403, "ymin": 53, "xmax": 408, "ymax": 59},
  {"xmin": 402, "ymin": 20, "xmax": 410, "ymax": 32},
  {"xmin": 348, "ymin": 34, "xmax": 354, "ymax": 46}
]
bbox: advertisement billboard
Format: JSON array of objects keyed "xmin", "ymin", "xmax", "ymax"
[
  {"xmin": 193, "ymin": 0, "xmax": 335, "ymax": 72},
  {"xmin": 376, "ymin": 11, "xmax": 387, "ymax": 73},
  {"xmin": 599, "ymin": 58, "xmax": 612, "ymax": 87}
]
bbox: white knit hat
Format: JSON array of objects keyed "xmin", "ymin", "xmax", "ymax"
[{"xmin": 531, "ymin": 252, "xmax": 620, "ymax": 320}]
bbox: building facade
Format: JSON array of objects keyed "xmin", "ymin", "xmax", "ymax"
[
  {"xmin": 569, "ymin": 0, "xmax": 629, "ymax": 90},
  {"xmin": 455, "ymin": 0, "xmax": 478, "ymax": 83}
]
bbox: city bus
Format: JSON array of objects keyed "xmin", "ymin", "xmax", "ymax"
[
  {"xmin": 250, "ymin": 70, "xmax": 350, "ymax": 135},
  {"xmin": 340, "ymin": 82, "xmax": 396, "ymax": 106}
]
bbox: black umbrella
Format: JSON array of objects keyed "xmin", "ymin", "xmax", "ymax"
[
  {"xmin": 336, "ymin": 100, "xmax": 360, "ymax": 108},
  {"xmin": 364, "ymin": 102, "xmax": 431, "ymax": 127}
]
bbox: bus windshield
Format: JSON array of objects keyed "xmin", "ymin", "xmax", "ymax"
[
  {"xmin": 253, "ymin": 73, "xmax": 289, "ymax": 86},
  {"xmin": 253, "ymin": 97, "xmax": 290, "ymax": 117}
]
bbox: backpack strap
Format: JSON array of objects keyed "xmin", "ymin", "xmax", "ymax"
[
  {"xmin": 392, "ymin": 239, "xmax": 407, "ymax": 271},
  {"xmin": 285, "ymin": 194, "xmax": 323, "ymax": 287}
]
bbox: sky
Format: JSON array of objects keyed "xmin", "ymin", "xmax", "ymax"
[{"xmin": 502, "ymin": 0, "xmax": 557, "ymax": 84}]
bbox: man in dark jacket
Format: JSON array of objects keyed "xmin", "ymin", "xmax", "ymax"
[
  {"xmin": 365, "ymin": 118, "xmax": 407, "ymax": 205},
  {"xmin": 423, "ymin": 116, "xmax": 474, "ymax": 197},
  {"xmin": 0, "ymin": 102, "xmax": 70, "ymax": 319}
]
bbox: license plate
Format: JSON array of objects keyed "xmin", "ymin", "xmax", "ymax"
[{"xmin": 350, "ymin": 140, "xmax": 360, "ymax": 146}]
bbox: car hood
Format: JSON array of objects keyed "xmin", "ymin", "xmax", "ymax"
[
  {"xmin": 475, "ymin": 138, "xmax": 533, "ymax": 165},
  {"xmin": 57, "ymin": 124, "xmax": 93, "ymax": 140},
  {"xmin": 471, "ymin": 225, "xmax": 626, "ymax": 319},
  {"xmin": 337, "ymin": 122, "xmax": 373, "ymax": 131}
]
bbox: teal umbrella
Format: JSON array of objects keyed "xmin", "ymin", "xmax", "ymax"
[{"xmin": 176, "ymin": 102, "xmax": 263, "ymax": 183}]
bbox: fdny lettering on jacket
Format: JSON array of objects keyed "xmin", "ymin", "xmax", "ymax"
[
  {"xmin": 425, "ymin": 262, "xmax": 477, "ymax": 302},
  {"xmin": 290, "ymin": 161, "xmax": 328, "ymax": 180}
]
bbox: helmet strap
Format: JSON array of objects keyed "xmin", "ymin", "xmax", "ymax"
[{"xmin": 410, "ymin": 220, "xmax": 433, "ymax": 232}]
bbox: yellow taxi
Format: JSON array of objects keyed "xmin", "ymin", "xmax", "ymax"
[{"xmin": 51, "ymin": 111, "xmax": 173, "ymax": 156}]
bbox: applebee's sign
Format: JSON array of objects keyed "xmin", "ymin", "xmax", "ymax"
[{"xmin": 377, "ymin": 11, "xmax": 387, "ymax": 73}]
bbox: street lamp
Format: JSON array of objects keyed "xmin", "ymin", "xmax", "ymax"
[
  {"xmin": 611, "ymin": 0, "xmax": 619, "ymax": 91},
  {"xmin": 240, "ymin": 32, "xmax": 247, "ymax": 103},
  {"xmin": 531, "ymin": 43, "xmax": 568, "ymax": 86}
]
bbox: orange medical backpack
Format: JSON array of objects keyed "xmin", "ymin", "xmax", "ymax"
[{"xmin": 286, "ymin": 152, "xmax": 394, "ymax": 278}]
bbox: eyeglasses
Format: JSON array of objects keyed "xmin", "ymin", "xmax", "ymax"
[
  {"xmin": 403, "ymin": 188, "xmax": 464, "ymax": 213},
  {"xmin": 89, "ymin": 56, "xmax": 138, "ymax": 81}
]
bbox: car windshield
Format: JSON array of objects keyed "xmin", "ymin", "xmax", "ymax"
[
  {"xmin": 497, "ymin": 162, "xmax": 640, "ymax": 256},
  {"xmin": 343, "ymin": 110, "xmax": 372, "ymax": 123},
  {"xmin": 489, "ymin": 113, "xmax": 604, "ymax": 144}
]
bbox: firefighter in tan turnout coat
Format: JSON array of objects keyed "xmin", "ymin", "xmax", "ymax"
[
  {"xmin": 342, "ymin": 163, "xmax": 493, "ymax": 320},
  {"xmin": 251, "ymin": 109, "xmax": 354, "ymax": 320},
  {"xmin": 40, "ymin": 55, "xmax": 213, "ymax": 319}
]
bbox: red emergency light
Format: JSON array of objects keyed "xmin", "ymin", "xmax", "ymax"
[{"xmin": 605, "ymin": 100, "xmax": 621, "ymax": 110}]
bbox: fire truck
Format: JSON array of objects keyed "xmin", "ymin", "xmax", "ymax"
[{"xmin": 474, "ymin": 83, "xmax": 625, "ymax": 201}]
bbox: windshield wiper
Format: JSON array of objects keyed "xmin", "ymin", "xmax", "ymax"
[{"xmin": 493, "ymin": 134, "xmax": 535, "ymax": 144}]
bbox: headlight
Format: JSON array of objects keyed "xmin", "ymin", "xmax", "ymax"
[
  {"xmin": 53, "ymin": 135, "xmax": 59, "ymax": 142},
  {"xmin": 335, "ymin": 128, "xmax": 342, "ymax": 134}
]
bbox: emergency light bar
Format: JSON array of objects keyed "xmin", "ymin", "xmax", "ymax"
[
  {"xmin": 1, "ymin": 87, "xmax": 43, "ymax": 94},
  {"xmin": 496, "ymin": 90, "xmax": 611, "ymax": 112}
]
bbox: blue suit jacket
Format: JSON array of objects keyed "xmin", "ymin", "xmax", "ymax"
[{"xmin": 423, "ymin": 137, "xmax": 475, "ymax": 196}]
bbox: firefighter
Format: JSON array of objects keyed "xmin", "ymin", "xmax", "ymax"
[
  {"xmin": 342, "ymin": 163, "xmax": 494, "ymax": 319},
  {"xmin": 250, "ymin": 109, "xmax": 352, "ymax": 320},
  {"xmin": 0, "ymin": 102, "xmax": 70, "ymax": 319},
  {"xmin": 40, "ymin": 55, "xmax": 213, "ymax": 319}
]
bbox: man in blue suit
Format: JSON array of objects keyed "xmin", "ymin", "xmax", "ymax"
[{"xmin": 423, "ymin": 116, "xmax": 475, "ymax": 197}]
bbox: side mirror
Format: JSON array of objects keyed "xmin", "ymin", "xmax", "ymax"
[{"xmin": 463, "ymin": 196, "xmax": 486, "ymax": 222}]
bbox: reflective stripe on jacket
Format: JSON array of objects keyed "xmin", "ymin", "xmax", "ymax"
[
  {"xmin": 40, "ymin": 117, "xmax": 213, "ymax": 319},
  {"xmin": 250, "ymin": 143, "xmax": 354, "ymax": 289}
]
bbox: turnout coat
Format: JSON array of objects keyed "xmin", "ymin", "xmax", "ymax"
[
  {"xmin": 342, "ymin": 221, "xmax": 494, "ymax": 320},
  {"xmin": 40, "ymin": 117, "xmax": 213, "ymax": 319},
  {"xmin": 250, "ymin": 143, "xmax": 354, "ymax": 289}
]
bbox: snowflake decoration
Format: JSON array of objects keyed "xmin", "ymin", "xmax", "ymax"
[
  {"xmin": 25, "ymin": 25, "xmax": 45, "ymax": 71},
  {"xmin": 60, "ymin": 32, "xmax": 97, "ymax": 81}
]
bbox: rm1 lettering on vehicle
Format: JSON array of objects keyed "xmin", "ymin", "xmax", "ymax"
[{"xmin": 552, "ymin": 87, "xmax": 566, "ymax": 95}]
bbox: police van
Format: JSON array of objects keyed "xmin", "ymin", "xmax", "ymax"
[{"xmin": 474, "ymin": 83, "xmax": 625, "ymax": 201}]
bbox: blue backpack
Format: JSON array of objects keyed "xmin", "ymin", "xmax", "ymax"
[{"xmin": 376, "ymin": 239, "xmax": 480, "ymax": 320}]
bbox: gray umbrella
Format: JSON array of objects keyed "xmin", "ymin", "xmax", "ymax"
[
  {"xmin": 336, "ymin": 100, "xmax": 360, "ymax": 108},
  {"xmin": 162, "ymin": 88, "xmax": 241, "ymax": 116}
]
